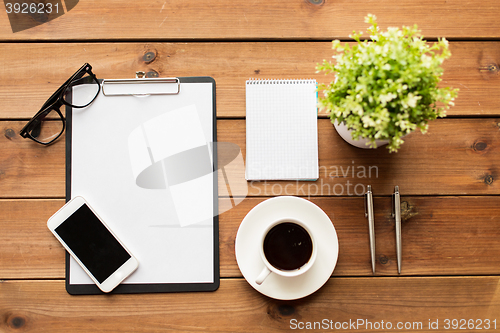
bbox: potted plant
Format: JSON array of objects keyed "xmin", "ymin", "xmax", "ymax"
[{"xmin": 317, "ymin": 14, "xmax": 458, "ymax": 152}]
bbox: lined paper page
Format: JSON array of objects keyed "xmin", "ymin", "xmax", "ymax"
[{"xmin": 245, "ymin": 79, "xmax": 318, "ymax": 180}]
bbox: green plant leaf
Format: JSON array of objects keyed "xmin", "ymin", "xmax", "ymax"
[{"xmin": 317, "ymin": 14, "xmax": 459, "ymax": 152}]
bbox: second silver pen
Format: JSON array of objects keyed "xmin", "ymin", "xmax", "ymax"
[
  {"xmin": 393, "ymin": 186, "xmax": 402, "ymax": 274},
  {"xmin": 365, "ymin": 185, "xmax": 376, "ymax": 274}
]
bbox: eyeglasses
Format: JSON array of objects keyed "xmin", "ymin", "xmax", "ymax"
[{"xmin": 20, "ymin": 63, "xmax": 100, "ymax": 145}]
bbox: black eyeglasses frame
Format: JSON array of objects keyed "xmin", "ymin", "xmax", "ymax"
[{"xmin": 19, "ymin": 63, "xmax": 100, "ymax": 145}]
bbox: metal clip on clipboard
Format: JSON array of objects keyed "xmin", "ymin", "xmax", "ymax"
[{"xmin": 101, "ymin": 72, "xmax": 180, "ymax": 96}]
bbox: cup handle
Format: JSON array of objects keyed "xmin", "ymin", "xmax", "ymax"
[{"xmin": 255, "ymin": 266, "xmax": 271, "ymax": 285}]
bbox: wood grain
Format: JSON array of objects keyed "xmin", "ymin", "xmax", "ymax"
[
  {"xmin": 0, "ymin": 42, "xmax": 498, "ymax": 119},
  {"xmin": 221, "ymin": 196, "xmax": 500, "ymax": 278},
  {"xmin": 0, "ymin": 200, "xmax": 65, "ymax": 279},
  {"xmin": 221, "ymin": 118, "xmax": 500, "ymax": 196},
  {"xmin": 1, "ymin": 0, "xmax": 499, "ymax": 40},
  {"xmin": 0, "ymin": 122, "xmax": 65, "ymax": 198},
  {"xmin": 2, "ymin": 118, "xmax": 499, "ymax": 198},
  {"xmin": 2, "ymin": 197, "xmax": 500, "ymax": 280},
  {"xmin": 0, "ymin": 0, "xmax": 499, "ymax": 330},
  {"xmin": 1, "ymin": 277, "xmax": 499, "ymax": 332}
]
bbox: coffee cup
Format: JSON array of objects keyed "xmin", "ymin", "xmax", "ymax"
[{"xmin": 255, "ymin": 218, "xmax": 317, "ymax": 285}]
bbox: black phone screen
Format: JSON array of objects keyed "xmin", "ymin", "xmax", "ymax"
[{"xmin": 55, "ymin": 204, "xmax": 131, "ymax": 283}]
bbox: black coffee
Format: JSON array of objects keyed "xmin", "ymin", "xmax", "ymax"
[{"xmin": 263, "ymin": 222, "xmax": 313, "ymax": 271}]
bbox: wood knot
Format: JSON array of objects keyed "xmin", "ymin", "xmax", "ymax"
[
  {"xmin": 484, "ymin": 174, "xmax": 494, "ymax": 185},
  {"xmin": 143, "ymin": 51, "xmax": 157, "ymax": 64},
  {"xmin": 7, "ymin": 315, "xmax": 26, "ymax": 329},
  {"xmin": 479, "ymin": 63, "xmax": 499, "ymax": 74},
  {"xmin": 4, "ymin": 128, "xmax": 16, "ymax": 140},
  {"xmin": 473, "ymin": 141, "xmax": 487, "ymax": 151},
  {"xmin": 401, "ymin": 201, "xmax": 418, "ymax": 221},
  {"xmin": 379, "ymin": 255, "xmax": 389, "ymax": 265},
  {"xmin": 146, "ymin": 70, "xmax": 159, "ymax": 78},
  {"xmin": 487, "ymin": 63, "xmax": 499, "ymax": 73},
  {"xmin": 307, "ymin": 0, "xmax": 324, "ymax": 5},
  {"xmin": 278, "ymin": 304, "xmax": 295, "ymax": 316},
  {"xmin": 267, "ymin": 303, "xmax": 295, "ymax": 320}
]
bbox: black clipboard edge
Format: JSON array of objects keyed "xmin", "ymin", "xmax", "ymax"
[{"xmin": 65, "ymin": 76, "xmax": 219, "ymax": 295}]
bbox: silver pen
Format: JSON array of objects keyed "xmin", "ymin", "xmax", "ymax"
[
  {"xmin": 365, "ymin": 185, "xmax": 376, "ymax": 274},
  {"xmin": 392, "ymin": 186, "xmax": 402, "ymax": 274}
]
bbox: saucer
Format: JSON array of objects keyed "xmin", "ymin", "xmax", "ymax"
[{"xmin": 235, "ymin": 196, "xmax": 339, "ymax": 300}]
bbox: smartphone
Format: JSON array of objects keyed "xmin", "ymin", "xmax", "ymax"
[{"xmin": 47, "ymin": 196, "xmax": 138, "ymax": 292}]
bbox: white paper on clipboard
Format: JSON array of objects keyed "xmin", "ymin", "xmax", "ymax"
[{"xmin": 66, "ymin": 77, "xmax": 220, "ymax": 293}]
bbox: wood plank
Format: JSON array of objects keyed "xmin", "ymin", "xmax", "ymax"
[
  {"xmin": 219, "ymin": 118, "xmax": 500, "ymax": 196},
  {"xmin": 2, "ymin": 197, "xmax": 500, "ymax": 279},
  {"xmin": 0, "ymin": 42, "xmax": 498, "ymax": 119},
  {"xmin": 1, "ymin": 277, "xmax": 499, "ymax": 332},
  {"xmin": 0, "ymin": 122, "xmax": 65, "ymax": 198},
  {"xmin": 1, "ymin": 0, "xmax": 499, "ymax": 40},
  {"xmin": 0, "ymin": 200, "xmax": 65, "ymax": 279},
  {"xmin": 1, "ymin": 118, "xmax": 499, "ymax": 198},
  {"xmin": 221, "ymin": 196, "xmax": 500, "ymax": 277}
]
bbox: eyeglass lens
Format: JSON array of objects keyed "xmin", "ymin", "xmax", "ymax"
[
  {"xmin": 62, "ymin": 71, "xmax": 100, "ymax": 108},
  {"xmin": 26, "ymin": 109, "xmax": 65, "ymax": 144}
]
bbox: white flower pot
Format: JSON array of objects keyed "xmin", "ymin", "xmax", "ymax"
[{"xmin": 333, "ymin": 120, "xmax": 389, "ymax": 149}]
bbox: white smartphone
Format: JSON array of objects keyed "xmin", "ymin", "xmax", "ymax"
[{"xmin": 47, "ymin": 196, "xmax": 138, "ymax": 293}]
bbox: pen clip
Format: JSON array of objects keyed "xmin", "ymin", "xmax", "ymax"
[
  {"xmin": 365, "ymin": 185, "xmax": 372, "ymax": 218},
  {"xmin": 392, "ymin": 186, "xmax": 400, "ymax": 218},
  {"xmin": 364, "ymin": 191, "xmax": 368, "ymax": 218}
]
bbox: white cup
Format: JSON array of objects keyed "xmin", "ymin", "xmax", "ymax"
[{"xmin": 255, "ymin": 218, "xmax": 317, "ymax": 285}]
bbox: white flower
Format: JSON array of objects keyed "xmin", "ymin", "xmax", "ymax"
[
  {"xmin": 421, "ymin": 54, "xmax": 432, "ymax": 68},
  {"xmin": 379, "ymin": 92, "xmax": 397, "ymax": 106},
  {"xmin": 406, "ymin": 93, "xmax": 421, "ymax": 108}
]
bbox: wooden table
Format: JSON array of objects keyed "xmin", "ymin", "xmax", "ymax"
[{"xmin": 1, "ymin": 1, "xmax": 500, "ymax": 331}]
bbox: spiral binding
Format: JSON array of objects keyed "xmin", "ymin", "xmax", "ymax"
[{"xmin": 246, "ymin": 79, "xmax": 316, "ymax": 85}]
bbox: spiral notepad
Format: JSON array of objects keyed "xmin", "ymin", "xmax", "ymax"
[{"xmin": 245, "ymin": 79, "xmax": 318, "ymax": 181}]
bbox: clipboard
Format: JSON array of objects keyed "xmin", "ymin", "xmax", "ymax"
[{"xmin": 65, "ymin": 76, "xmax": 219, "ymax": 294}]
